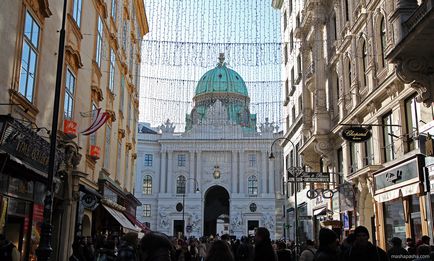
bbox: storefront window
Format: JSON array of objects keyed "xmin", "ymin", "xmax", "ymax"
[
  {"xmin": 409, "ymin": 195, "xmax": 422, "ymax": 240},
  {"xmin": 384, "ymin": 198, "xmax": 406, "ymax": 248},
  {"xmin": 5, "ymin": 197, "xmax": 31, "ymax": 259}
]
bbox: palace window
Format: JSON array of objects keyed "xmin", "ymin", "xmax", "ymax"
[
  {"xmin": 178, "ymin": 154, "xmax": 186, "ymax": 167},
  {"xmin": 248, "ymin": 176, "xmax": 258, "ymax": 195},
  {"xmin": 144, "ymin": 154, "xmax": 153, "ymax": 166},
  {"xmin": 143, "ymin": 204, "xmax": 151, "ymax": 217},
  {"xmin": 143, "ymin": 175, "xmax": 152, "ymax": 195},
  {"xmin": 176, "ymin": 175, "xmax": 186, "ymax": 194}
]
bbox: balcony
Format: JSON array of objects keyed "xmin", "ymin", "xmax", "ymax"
[{"xmin": 388, "ymin": 0, "xmax": 434, "ymax": 105}]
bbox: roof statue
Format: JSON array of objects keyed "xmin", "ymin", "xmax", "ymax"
[
  {"xmin": 159, "ymin": 119, "xmax": 176, "ymax": 133},
  {"xmin": 259, "ymin": 118, "xmax": 279, "ymax": 133}
]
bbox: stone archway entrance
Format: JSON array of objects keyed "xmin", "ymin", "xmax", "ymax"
[{"xmin": 204, "ymin": 186, "xmax": 230, "ymax": 236}]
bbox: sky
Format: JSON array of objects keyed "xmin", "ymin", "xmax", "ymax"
[{"xmin": 139, "ymin": 0, "xmax": 282, "ymax": 131}]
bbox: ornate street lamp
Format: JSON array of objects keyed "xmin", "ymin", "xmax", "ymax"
[{"xmin": 269, "ymin": 137, "xmax": 304, "ymax": 261}]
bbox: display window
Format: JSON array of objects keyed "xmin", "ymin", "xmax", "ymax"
[{"xmin": 383, "ymin": 198, "xmax": 406, "ymax": 248}]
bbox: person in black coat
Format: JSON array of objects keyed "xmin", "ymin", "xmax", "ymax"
[
  {"xmin": 139, "ymin": 232, "xmax": 175, "ymax": 261},
  {"xmin": 253, "ymin": 227, "xmax": 277, "ymax": 261},
  {"xmin": 276, "ymin": 240, "xmax": 292, "ymax": 261},
  {"xmin": 314, "ymin": 228, "xmax": 339, "ymax": 261},
  {"xmin": 116, "ymin": 232, "xmax": 139, "ymax": 261},
  {"xmin": 341, "ymin": 226, "xmax": 387, "ymax": 261}
]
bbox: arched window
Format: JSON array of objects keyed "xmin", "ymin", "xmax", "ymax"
[
  {"xmin": 176, "ymin": 175, "xmax": 186, "ymax": 194},
  {"xmin": 380, "ymin": 17, "xmax": 386, "ymax": 68},
  {"xmin": 142, "ymin": 175, "xmax": 152, "ymax": 195},
  {"xmin": 362, "ymin": 40, "xmax": 368, "ymax": 87},
  {"xmin": 248, "ymin": 176, "xmax": 258, "ymax": 195}
]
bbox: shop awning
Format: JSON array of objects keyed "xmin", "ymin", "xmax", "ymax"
[
  {"xmin": 374, "ymin": 183, "xmax": 420, "ymax": 203},
  {"xmin": 0, "ymin": 152, "xmax": 47, "ymax": 177},
  {"xmin": 124, "ymin": 212, "xmax": 151, "ymax": 233},
  {"xmin": 103, "ymin": 205, "xmax": 139, "ymax": 232}
]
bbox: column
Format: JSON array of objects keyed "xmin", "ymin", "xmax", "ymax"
[
  {"xmin": 160, "ymin": 151, "xmax": 167, "ymax": 193},
  {"xmin": 167, "ymin": 150, "xmax": 173, "ymax": 194},
  {"xmin": 261, "ymin": 151, "xmax": 267, "ymax": 194},
  {"xmin": 268, "ymin": 152, "xmax": 274, "ymax": 194},
  {"xmin": 239, "ymin": 151, "xmax": 245, "ymax": 194},
  {"xmin": 189, "ymin": 151, "xmax": 195, "ymax": 193},
  {"xmin": 231, "ymin": 151, "xmax": 237, "ymax": 193}
]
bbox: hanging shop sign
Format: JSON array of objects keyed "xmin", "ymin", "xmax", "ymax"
[
  {"xmin": 341, "ymin": 127, "xmax": 372, "ymax": 143},
  {"xmin": 89, "ymin": 145, "xmax": 101, "ymax": 160},
  {"xmin": 64, "ymin": 119, "xmax": 78, "ymax": 139}
]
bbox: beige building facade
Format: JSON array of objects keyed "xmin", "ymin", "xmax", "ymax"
[
  {"xmin": 0, "ymin": 0, "xmax": 148, "ymax": 260},
  {"xmin": 274, "ymin": 0, "xmax": 434, "ymax": 250}
]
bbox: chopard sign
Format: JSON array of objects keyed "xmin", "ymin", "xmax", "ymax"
[{"xmin": 341, "ymin": 127, "xmax": 372, "ymax": 143}]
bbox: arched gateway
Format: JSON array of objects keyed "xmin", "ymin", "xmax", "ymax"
[{"xmin": 204, "ymin": 186, "xmax": 230, "ymax": 236}]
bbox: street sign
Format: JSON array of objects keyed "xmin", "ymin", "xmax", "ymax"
[
  {"xmin": 299, "ymin": 215, "xmax": 312, "ymax": 220},
  {"xmin": 288, "ymin": 172, "xmax": 330, "ymax": 183}
]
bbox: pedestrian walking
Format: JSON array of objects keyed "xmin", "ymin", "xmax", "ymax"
[
  {"xmin": 386, "ymin": 237, "xmax": 408, "ymax": 261},
  {"xmin": 299, "ymin": 240, "xmax": 316, "ymax": 261},
  {"xmin": 205, "ymin": 240, "xmax": 234, "ymax": 261},
  {"xmin": 139, "ymin": 231, "xmax": 175, "ymax": 261},
  {"xmin": 253, "ymin": 227, "xmax": 277, "ymax": 261},
  {"xmin": 314, "ymin": 228, "xmax": 339, "ymax": 261},
  {"xmin": 236, "ymin": 236, "xmax": 253, "ymax": 261},
  {"xmin": 341, "ymin": 226, "xmax": 387, "ymax": 261},
  {"xmin": 116, "ymin": 232, "xmax": 139, "ymax": 261},
  {"xmin": 276, "ymin": 240, "xmax": 292, "ymax": 261}
]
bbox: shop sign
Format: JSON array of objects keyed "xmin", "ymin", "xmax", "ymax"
[
  {"xmin": 339, "ymin": 182, "xmax": 354, "ymax": 212},
  {"xmin": 89, "ymin": 145, "xmax": 101, "ymax": 160},
  {"xmin": 332, "ymin": 191, "xmax": 340, "ymax": 213},
  {"xmin": 0, "ymin": 118, "xmax": 52, "ymax": 174},
  {"xmin": 81, "ymin": 194, "xmax": 97, "ymax": 209},
  {"xmin": 374, "ymin": 157, "xmax": 420, "ymax": 191},
  {"xmin": 63, "ymin": 119, "xmax": 78, "ymax": 139},
  {"xmin": 341, "ymin": 127, "xmax": 372, "ymax": 143}
]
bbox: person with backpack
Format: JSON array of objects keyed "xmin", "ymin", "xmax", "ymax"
[
  {"xmin": 236, "ymin": 236, "xmax": 253, "ymax": 261},
  {"xmin": 276, "ymin": 240, "xmax": 292, "ymax": 261},
  {"xmin": 0, "ymin": 234, "xmax": 20, "ymax": 261},
  {"xmin": 299, "ymin": 240, "xmax": 316, "ymax": 261}
]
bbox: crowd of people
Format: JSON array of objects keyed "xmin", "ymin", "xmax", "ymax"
[{"xmin": 65, "ymin": 225, "xmax": 434, "ymax": 261}]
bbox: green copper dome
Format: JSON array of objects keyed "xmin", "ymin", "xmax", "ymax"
[{"xmin": 195, "ymin": 55, "xmax": 248, "ymax": 97}]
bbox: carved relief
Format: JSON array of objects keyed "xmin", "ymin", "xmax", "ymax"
[
  {"xmin": 396, "ymin": 57, "xmax": 434, "ymax": 107},
  {"xmin": 65, "ymin": 45, "xmax": 83, "ymax": 72},
  {"xmin": 26, "ymin": 0, "xmax": 52, "ymax": 21}
]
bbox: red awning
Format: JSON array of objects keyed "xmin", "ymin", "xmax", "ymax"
[{"xmin": 125, "ymin": 212, "xmax": 151, "ymax": 233}]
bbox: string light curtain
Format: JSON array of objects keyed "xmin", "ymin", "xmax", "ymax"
[{"xmin": 140, "ymin": 0, "xmax": 283, "ymax": 131}]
